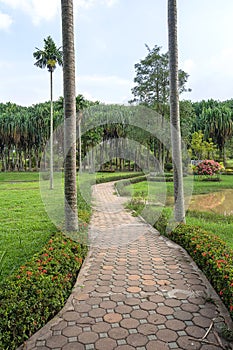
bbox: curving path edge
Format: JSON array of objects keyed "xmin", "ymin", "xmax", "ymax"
[{"xmin": 19, "ymin": 181, "xmax": 233, "ymax": 350}]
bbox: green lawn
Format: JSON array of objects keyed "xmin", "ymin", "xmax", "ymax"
[
  {"xmin": 123, "ymin": 174, "xmax": 233, "ymax": 249},
  {"xmin": 0, "ymin": 171, "xmax": 141, "ymax": 281}
]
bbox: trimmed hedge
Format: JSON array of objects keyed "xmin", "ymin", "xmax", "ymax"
[
  {"xmin": 0, "ymin": 232, "xmax": 87, "ymax": 350},
  {"xmin": 154, "ymin": 215, "xmax": 233, "ymax": 320}
]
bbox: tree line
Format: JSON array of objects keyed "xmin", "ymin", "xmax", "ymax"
[{"xmin": 0, "ymin": 96, "xmax": 232, "ymax": 172}]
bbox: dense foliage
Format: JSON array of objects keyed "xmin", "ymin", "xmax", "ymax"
[
  {"xmin": 155, "ymin": 217, "xmax": 233, "ymax": 321},
  {"xmin": 0, "ymin": 232, "xmax": 87, "ymax": 350},
  {"xmin": 0, "ymin": 96, "xmax": 233, "ymax": 172}
]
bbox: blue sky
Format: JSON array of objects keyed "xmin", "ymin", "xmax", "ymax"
[{"xmin": 0, "ymin": 0, "xmax": 233, "ymax": 106}]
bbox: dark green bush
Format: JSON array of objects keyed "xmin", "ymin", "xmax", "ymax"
[
  {"xmin": 0, "ymin": 232, "xmax": 87, "ymax": 350},
  {"xmin": 162, "ymin": 224, "xmax": 233, "ymax": 320}
]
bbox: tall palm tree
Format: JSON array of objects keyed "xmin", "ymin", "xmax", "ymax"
[
  {"xmin": 61, "ymin": 0, "xmax": 78, "ymax": 231},
  {"xmin": 168, "ymin": 0, "xmax": 185, "ymax": 223},
  {"xmin": 33, "ymin": 36, "xmax": 63, "ymax": 189}
]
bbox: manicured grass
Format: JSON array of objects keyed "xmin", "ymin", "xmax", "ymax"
[
  {"xmin": 186, "ymin": 211, "xmax": 233, "ymax": 249},
  {"xmin": 0, "ymin": 171, "xmax": 142, "ymax": 281},
  {"xmin": 122, "ymin": 174, "xmax": 233, "ymax": 249},
  {"xmin": 0, "ymin": 180, "xmax": 57, "ymax": 281}
]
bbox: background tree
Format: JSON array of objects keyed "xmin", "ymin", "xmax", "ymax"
[
  {"xmin": 204, "ymin": 105, "xmax": 233, "ymax": 165},
  {"xmin": 33, "ymin": 36, "xmax": 63, "ymax": 189},
  {"xmin": 131, "ymin": 44, "xmax": 190, "ymax": 170},
  {"xmin": 168, "ymin": 0, "xmax": 185, "ymax": 223},
  {"xmin": 61, "ymin": 0, "xmax": 78, "ymax": 232},
  {"xmin": 131, "ymin": 44, "xmax": 190, "ymax": 109}
]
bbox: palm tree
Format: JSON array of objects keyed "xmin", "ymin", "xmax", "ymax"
[
  {"xmin": 204, "ymin": 105, "xmax": 233, "ymax": 165},
  {"xmin": 168, "ymin": 0, "xmax": 185, "ymax": 223},
  {"xmin": 61, "ymin": 0, "xmax": 78, "ymax": 231},
  {"xmin": 33, "ymin": 36, "xmax": 63, "ymax": 189}
]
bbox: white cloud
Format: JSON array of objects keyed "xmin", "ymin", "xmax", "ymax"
[
  {"xmin": 0, "ymin": 0, "xmax": 118, "ymax": 25},
  {"xmin": 0, "ymin": 11, "xmax": 13, "ymax": 30},
  {"xmin": 0, "ymin": 0, "xmax": 59, "ymax": 25}
]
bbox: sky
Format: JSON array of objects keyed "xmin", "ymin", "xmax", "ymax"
[{"xmin": 0, "ymin": 0, "xmax": 233, "ymax": 106}]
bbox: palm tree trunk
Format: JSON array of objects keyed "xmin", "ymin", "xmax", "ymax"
[
  {"xmin": 168, "ymin": 0, "xmax": 185, "ymax": 223},
  {"xmin": 61, "ymin": 0, "xmax": 78, "ymax": 231},
  {"xmin": 50, "ymin": 70, "xmax": 54, "ymax": 190}
]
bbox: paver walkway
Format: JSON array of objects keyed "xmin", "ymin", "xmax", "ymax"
[{"xmin": 20, "ymin": 182, "xmax": 233, "ymax": 350}]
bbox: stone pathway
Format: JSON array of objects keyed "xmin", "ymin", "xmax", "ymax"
[{"xmin": 20, "ymin": 182, "xmax": 233, "ymax": 350}]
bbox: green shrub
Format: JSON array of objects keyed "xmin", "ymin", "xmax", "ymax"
[
  {"xmin": 164, "ymin": 224, "xmax": 233, "ymax": 320},
  {"xmin": 0, "ymin": 232, "xmax": 87, "ymax": 350}
]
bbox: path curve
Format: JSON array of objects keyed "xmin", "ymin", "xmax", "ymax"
[{"xmin": 19, "ymin": 182, "xmax": 233, "ymax": 350}]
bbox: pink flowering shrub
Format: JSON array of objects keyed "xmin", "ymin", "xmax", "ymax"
[{"xmin": 196, "ymin": 159, "xmax": 222, "ymax": 178}]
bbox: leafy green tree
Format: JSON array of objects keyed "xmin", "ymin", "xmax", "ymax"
[
  {"xmin": 61, "ymin": 0, "xmax": 78, "ymax": 232},
  {"xmin": 33, "ymin": 36, "xmax": 63, "ymax": 189},
  {"xmin": 203, "ymin": 105, "xmax": 233, "ymax": 165},
  {"xmin": 131, "ymin": 44, "xmax": 190, "ymax": 109},
  {"xmin": 190, "ymin": 130, "xmax": 216, "ymax": 160},
  {"xmin": 168, "ymin": 0, "xmax": 185, "ymax": 223}
]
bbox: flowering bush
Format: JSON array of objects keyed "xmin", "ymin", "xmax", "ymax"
[
  {"xmin": 0, "ymin": 232, "xmax": 87, "ymax": 350},
  {"xmin": 196, "ymin": 159, "xmax": 222, "ymax": 178},
  {"xmin": 163, "ymin": 224, "xmax": 233, "ymax": 320}
]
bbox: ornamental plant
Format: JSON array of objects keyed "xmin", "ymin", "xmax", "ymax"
[
  {"xmin": 0, "ymin": 232, "xmax": 87, "ymax": 350},
  {"xmin": 196, "ymin": 159, "xmax": 222, "ymax": 178},
  {"xmin": 154, "ymin": 215, "xmax": 233, "ymax": 321}
]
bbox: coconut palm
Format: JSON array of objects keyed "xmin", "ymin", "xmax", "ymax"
[
  {"xmin": 61, "ymin": 0, "xmax": 78, "ymax": 231},
  {"xmin": 168, "ymin": 0, "xmax": 185, "ymax": 223},
  {"xmin": 33, "ymin": 36, "xmax": 63, "ymax": 189}
]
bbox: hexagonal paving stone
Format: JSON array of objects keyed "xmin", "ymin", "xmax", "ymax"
[
  {"xmin": 177, "ymin": 335, "xmax": 201, "ymax": 350},
  {"xmin": 78, "ymin": 331, "xmax": 99, "ymax": 344},
  {"xmin": 126, "ymin": 333, "xmax": 148, "ymax": 347},
  {"xmin": 100, "ymin": 300, "xmax": 117, "ymax": 309},
  {"xmin": 147, "ymin": 313, "xmax": 167, "ymax": 325},
  {"xmin": 185, "ymin": 325, "xmax": 206, "ymax": 338},
  {"xmin": 120, "ymin": 318, "xmax": 140, "ymax": 329},
  {"xmin": 115, "ymin": 305, "xmax": 132, "ymax": 314},
  {"xmin": 164, "ymin": 299, "xmax": 181, "ymax": 308},
  {"xmin": 89, "ymin": 307, "xmax": 106, "ymax": 318},
  {"xmin": 146, "ymin": 340, "xmax": 169, "ymax": 350},
  {"xmin": 74, "ymin": 303, "xmax": 92, "ymax": 313},
  {"xmin": 63, "ymin": 311, "xmax": 80, "ymax": 322},
  {"xmin": 95, "ymin": 338, "xmax": 117, "ymax": 350},
  {"xmin": 157, "ymin": 306, "xmax": 174, "ymax": 316},
  {"xmin": 108, "ymin": 327, "xmax": 129, "ymax": 339},
  {"xmin": 124, "ymin": 297, "xmax": 141, "ymax": 306},
  {"xmin": 156, "ymin": 329, "xmax": 178, "ymax": 342},
  {"xmin": 131, "ymin": 309, "xmax": 149, "ymax": 319},
  {"xmin": 46, "ymin": 335, "xmax": 67, "ymax": 348},
  {"xmin": 180, "ymin": 303, "xmax": 199, "ymax": 313},
  {"xmin": 140, "ymin": 301, "xmax": 157, "ymax": 311},
  {"xmin": 127, "ymin": 286, "xmax": 142, "ymax": 293},
  {"xmin": 104, "ymin": 312, "xmax": 122, "ymax": 323},
  {"xmin": 165, "ymin": 319, "xmax": 186, "ymax": 331},
  {"xmin": 92, "ymin": 321, "xmax": 111, "ymax": 333},
  {"xmin": 193, "ymin": 316, "xmax": 212, "ymax": 328},
  {"xmin": 149, "ymin": 295, "xmax": 165, "ymax": 303},
  {"xmin": 137, "ymin": 323, "xmax": 158, "ymax": 335},
  {"xmin": 110, "ymin": 293, "xmax": 126, "ymax": 302},
  {"xmin": 62, "ymin": 325, "xmax": 82, "ymax": 337},
  {"xmin": 174, "ymin": 310, "xmax": 193, "ymax": 321}
]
